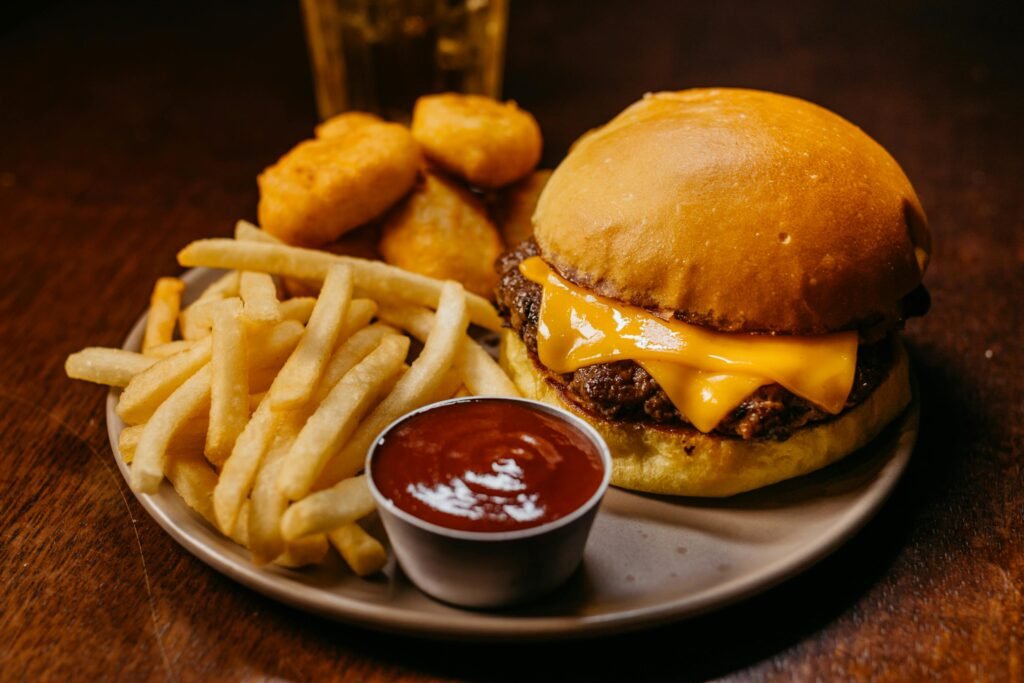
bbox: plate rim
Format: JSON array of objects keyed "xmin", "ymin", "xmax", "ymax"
[{"xmin": 108, "ymin": 266, "xmax": 919, "ymax": 640}]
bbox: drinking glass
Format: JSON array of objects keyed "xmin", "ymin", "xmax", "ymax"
[{"xmin": 301, "ymin": 0, "xmax": 509, "ymax": 122}]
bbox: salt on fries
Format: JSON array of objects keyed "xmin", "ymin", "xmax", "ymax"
[
  {"xmin": 65, "ymin": 224, "xmax": 518, "ymax": 576},
  {"xmin": 65, "ymin": 348, "xmax": 157, "ymax": 388}
]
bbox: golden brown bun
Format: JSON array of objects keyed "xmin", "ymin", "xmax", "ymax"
[
  {"xmin": 500, "ymin": 329, "xmax": 912, "ymax": 497},
  {"xmin": 533, "ymin": 89, "xmax": 931, "ymax": 334}
]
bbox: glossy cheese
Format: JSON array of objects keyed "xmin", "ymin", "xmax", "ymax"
[
  {"xmin": 519, "ymin": 257, "xmax": 858, "ymax": 432},
  {"xmin": 637, "ymin": 360, "xmax": 770, "ymax": 433}
]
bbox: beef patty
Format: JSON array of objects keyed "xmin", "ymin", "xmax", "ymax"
[{"xmin": 495, "ymin": 240, "xmax": 894, "ymax": 441}]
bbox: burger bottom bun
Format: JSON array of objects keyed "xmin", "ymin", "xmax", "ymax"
[{"xmin": 499, "ymin": 329, "xmax": 912, "ymax": 497}]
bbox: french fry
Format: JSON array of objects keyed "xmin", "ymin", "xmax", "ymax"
[
  {"xmin": 213, "ymin": 396, "xmax": 283, "ymax": 534},
  {"xmin": 211, "ymin": 312, "xmax": 307, "ymax": 534},
  {"xmin": 144, "ymin": 339, "xmax": 194, "ymax": 359},
  {"xmin": 375, "ymin": 302, "xmax": 435, "ymax": 341},
  {"xmin": 278, "ymin": 335, "xmax": 409, "ymax": 501},
  {"xmin": 235, "ymin": 219, "xmax": 281, "ymax": 243},
  {"xmin": 67, "ymin": 217, "xmax": 539, "ymax": 579},
  {"xmin": 338, "ymin": 298, "xmax": 377, "ymax": 341},
  {"xmin": 239, "ymin": 271, "xmax": 282, "ymax": 324},
  {"xmin": 328, "ymin": 524, "xmax": 387, "ymax": 577},
  {"xmin": 165, "ymin": 454, "xmax": 220, "ymax": 526},
  {"xmin": 232, "ymin": 296, "xmax": 372, "ymax": 382},
  {"xmin": 276, "ymin": 534, "xmax": 329, "ymax": 568},
  {"xmin": 431, "ymin": 367, "xmax": 464, "ymax": 402},
  {"xmin": 315, "ymin": 281, "xmax": 469, "ymax": 488},
  {"xmin": 117, "ymin": 424, "xmax": 142, "ymax": 464},
  {"xmin": 206, "ymin": 299, "xmax": 249, "ymax": 466},
  {"xmin": 298, "ymin": 299, "xmax": 381, "ymax": 400},
  {"xmin": 236, "ymin": 221, "xmax": 325, "ymax": 295},
  {"xmin": 153, "ymin": 447, "xmax": 332, "ymax": 570},
  {"xmin": 65, "ymin": 348, "xmax": 157, "ymax": 387},
  {"xmin": 248, "ymin": 427, "xmax": 297, "ymax": 564},
  {"xmin": 378, "ymin": 302, "xmax": 519, "ymax": 397},
  {"xmin": 118, "ymin": 337, "xmax": 212, "ymax": 425},
  {"xmin": 207, "ymin": 319, "xmax": 309, "ymax": 533},
  {"xmin": 131, "ymin": 365, "xmax": 211, "ymax": 493},
  {"xmin": 119, "ymin": 314, "xmax": 294, "ymax": 426},
  {"xmin": 249, "ymin": 366, "xmax": 280, "ymax": 395},
  {"xmin": 269, "ymin": 264, "xmax": 353, "ymax": 410},
  {"xmin": 281, "ymin": 476, "xmax": 377, "ymax": 541},
  {"xmin": 177, "ymin": 239, "xmax": 502, "ymax": 331},
  {"xmin": 197, "ymin": 270, "xmax": 241, "ymax": 301},
  {"xmin": 118, "ymin": 419, "xmax": 207, "ymax": 464},
  {"xmin": 229, "ymin": 500, "xmax": 251, "ymax": 547},
  {"xmin": 315, "ymin": 323, "xmax": 399, "ymax": 402},
  {"xmin": 179, "ymin": 238, "xmax": 336, "ymax": 280},
  {"xmin": 231, "ymin": 500, "xmax": 328, "ymax": 568},
  {"xmin": 247, "ymin": 320, "xmax": 305, "ymax": 373},
  {"xmin": 279, "ymin": 297, "xmax": 317, "ymax": 323},
  {"xmin": 248, "ymin": 392, "xmax": 266, "ymax": 411},
  {"xmin": 179, "ymin": 298, "xmax": 219, "ymax": 341},
  {"xmin": 180, "ymin": 271, "xmax": 240, "ymax": 340},
  {"xmin": 452, "ymin": 334, "xmax": 522, "ymax": 396},
  {"xmin": 143, "ymin": 277, "xmax": 185, "ymax": 352},
  {"xmin": 246, "ymin": 323, "xmax": 305, "ymax": 393}
]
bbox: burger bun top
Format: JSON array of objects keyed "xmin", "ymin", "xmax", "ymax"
[{"xmin": 533, "ymin": 88, "xmax": 930, "ymax": 334}]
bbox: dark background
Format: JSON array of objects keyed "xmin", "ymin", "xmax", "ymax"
[{"xmin": 1, "ymin": 1, "xmax": 1021, "ymax": 680}]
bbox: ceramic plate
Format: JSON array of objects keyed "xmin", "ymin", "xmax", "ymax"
[{"xmin": 108, "ymin": 267, "xmax": 919, "ymax": 640}]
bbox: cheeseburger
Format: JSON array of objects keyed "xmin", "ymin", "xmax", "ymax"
[{"xmin": 496, "ymin": 88, "xmax": 930, "ymax": 497}]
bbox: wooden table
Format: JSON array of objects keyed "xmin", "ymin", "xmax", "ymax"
[{"xmin": 2, "ymin": 1, "xmax": 1020, "ymax": 679}]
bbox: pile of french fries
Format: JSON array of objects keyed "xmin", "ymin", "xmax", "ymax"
[{"xmin": 65, "ymin": 221, "xmax": 519, "ymax": 575}]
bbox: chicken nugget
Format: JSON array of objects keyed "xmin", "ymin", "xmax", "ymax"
[
  {"xmin": 314, "ymin": 111, "xmax": 383, "ymax": 140},
  {"xmin": 379, "ymin": 173, "xmax": 504, "ymax": 299},
  {"xmin": 493, "ymin": 170, "xmax": 552, "ymax": 247},
  {"xmin": 324, "ymin": 221, "xmax": 382, "ymax": 260},
  {"xmin": 258, "ymin": 119, "xmax": 420, "ymax": 246},
  {"xmin": 411, "ymin": 93, "xmax": 542, "ymax": 189}
]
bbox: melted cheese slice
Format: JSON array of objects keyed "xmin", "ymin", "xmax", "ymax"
[
  {"xmin": 638, "ymin": 361, "xmax": 770, "ymax": 433},
  {"xmin": 519, "ymin": 257, "xmax": 858, "ymax": 432}
]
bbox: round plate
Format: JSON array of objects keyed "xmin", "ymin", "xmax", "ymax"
[{"xmin": 108, "ymin": 267, "xmax": 919, "ymax": 640}]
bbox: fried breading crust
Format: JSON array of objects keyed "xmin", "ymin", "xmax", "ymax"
[
  {"xmin": 258, "ymin": 118, "xmax": 420, "ymax": 246},
  {"xmin": 493, "ymin": 170, "xmax": 551, "ymax": 246},
  {"xmin": 412, "ymin": 94, "xmax": 542, "ymax": 189},
  {"xmin": 379, "ymin": 172, "xmax": 504, "ymax": 299}
]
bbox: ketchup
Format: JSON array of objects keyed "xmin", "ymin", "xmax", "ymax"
[{"xmin": 370, "ymin": 400, "xmax": 605, "ymax": 533}]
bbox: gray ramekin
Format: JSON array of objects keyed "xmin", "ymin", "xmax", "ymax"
[{"xmin": 365, "ymin": 396, "xmax": 612, "ymax": 609}]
